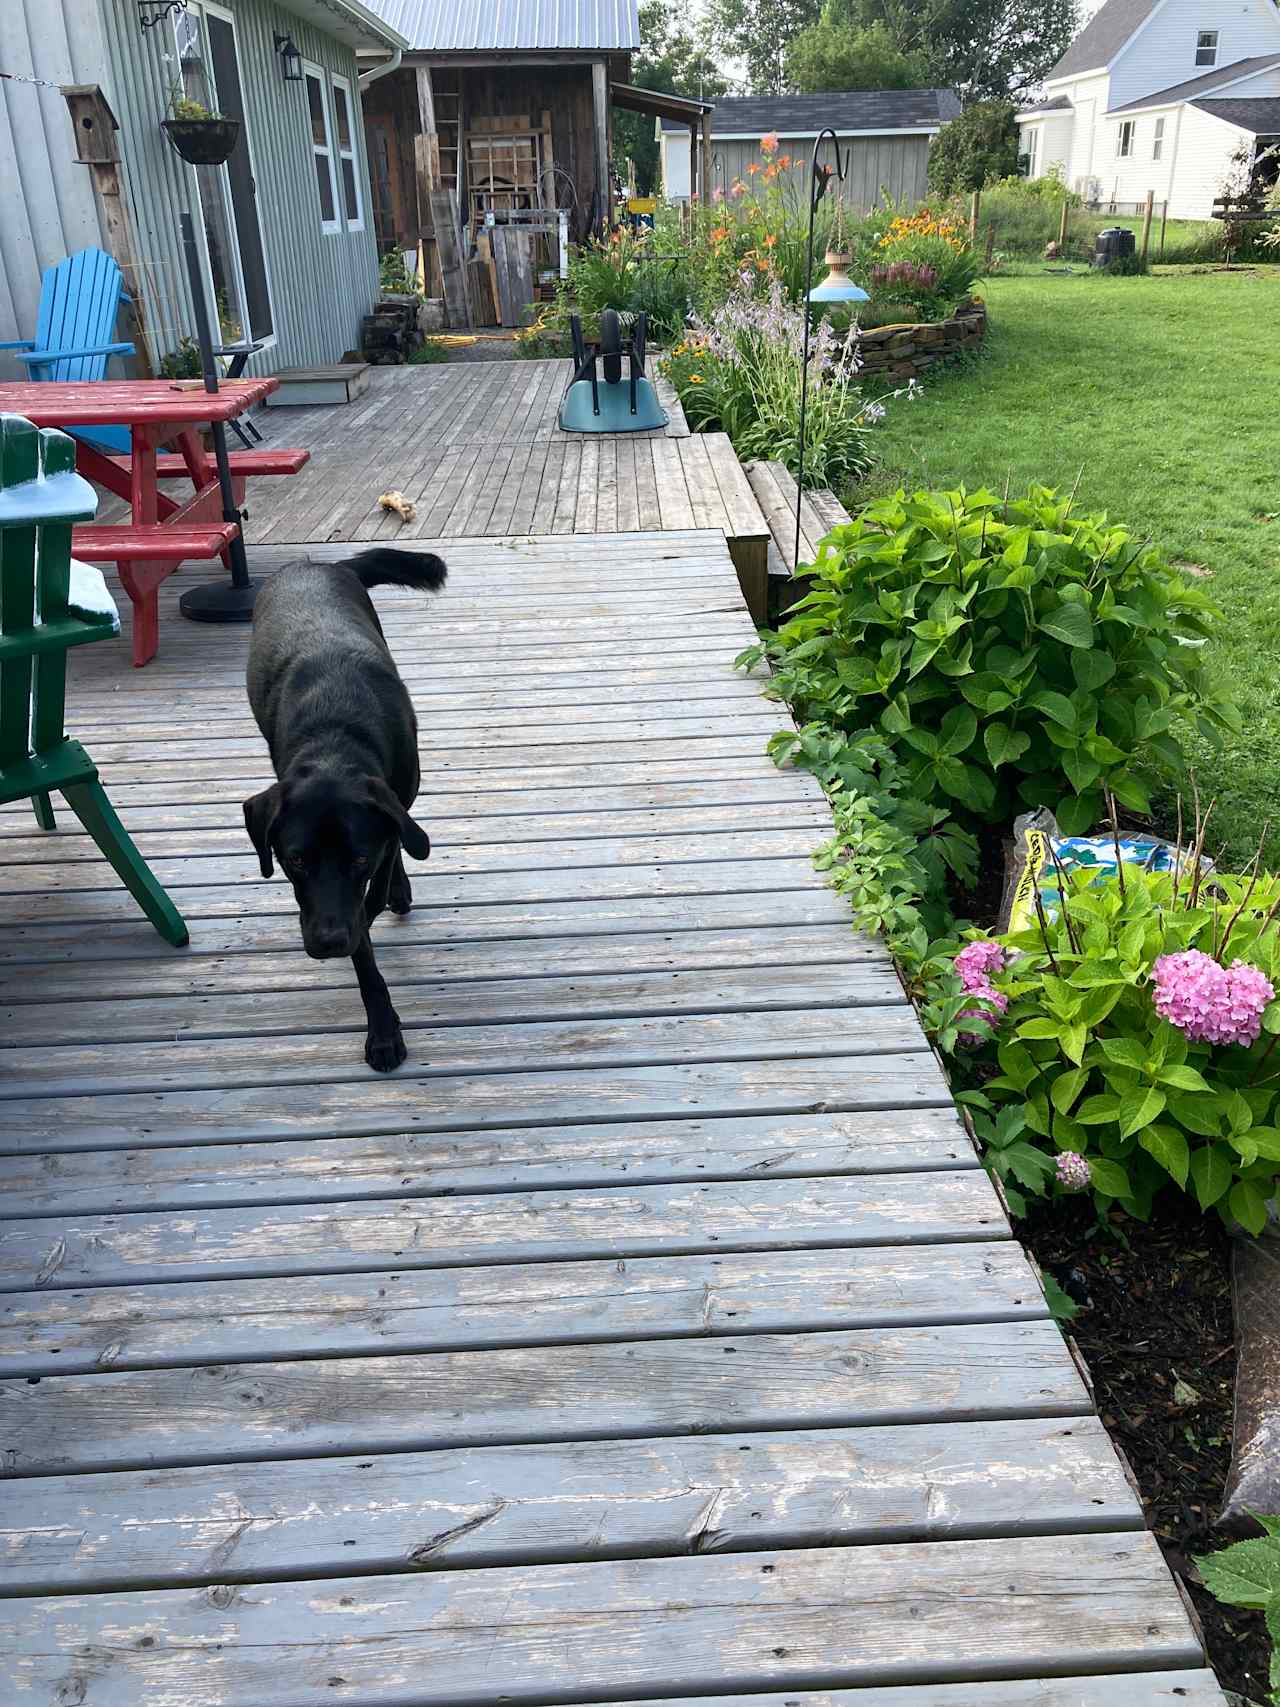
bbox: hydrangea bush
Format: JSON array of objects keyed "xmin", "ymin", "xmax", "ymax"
[{"xmin": 945, "ymin": 863, "xmax": 1280, "ymax": 1232}]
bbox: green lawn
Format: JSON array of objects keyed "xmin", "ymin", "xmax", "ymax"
[{"xmin": 868, "ymin": 265, "xmax": 1280, "ymax": 867}]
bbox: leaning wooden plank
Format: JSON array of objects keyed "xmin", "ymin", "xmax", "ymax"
[
  {"xmin": 0, "ymin": 1534, "xmax": 1202, "ymax": 1701},
  {"xmin": 574, "ymin": 1679, "xmax": 1225, "ymax": 1707},
  {"xmin": 0, "ymin": 1321, "xmax": 1091, "ymax": 1476},
  {"xmin": 0, "ymin": 1415, "xmax": 1139, "ymax": 1595},
  {"xmin": 0, "ymin": 1239, "xmax": 1040, "ymax": 1376},
  {"xmin": 0, "ymin": 1169, "xmax": 1003, "ymax": 1292},
  {"xmin": 0, "ymin": 1055, "xmax": 954, "ymax": 1152},
  {"xmin": 0, "ymin": 888, "xmax": 853, "ymax": 965},
  {"xmin": 0, "ymin": 1107, "xmax": 974, "ymax": 1220}
]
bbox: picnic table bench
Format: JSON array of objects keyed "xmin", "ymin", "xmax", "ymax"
[{"xmin": 0, "ymin": 379, "xmax": 308, "ymax": 665}]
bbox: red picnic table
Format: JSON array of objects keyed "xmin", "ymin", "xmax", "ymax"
[{"xmin": 0, "ymin": 379, "xmax": 309, "ymax": 666}]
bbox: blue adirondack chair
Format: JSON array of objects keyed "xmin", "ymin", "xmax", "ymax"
[{"xmin": 0, "ymin": 248, "xmax": 134, "ymax": 455}]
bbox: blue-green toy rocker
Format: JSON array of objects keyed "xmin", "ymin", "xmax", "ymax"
[{"xmin": 557, "ymin": 309, "xmax": 668, "ymax": 434}]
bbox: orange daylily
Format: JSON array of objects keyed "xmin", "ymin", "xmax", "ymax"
[
  {"xmin": 747, "ymin": 161, "xmax": 760, "ymax": 175},
  {"xmin": 762, "ymin": 233, "xmax": 777, "ymax": 249},
  {"xmin": 760, "ymin": 131, "xmax": 780, "ymax": 154}
]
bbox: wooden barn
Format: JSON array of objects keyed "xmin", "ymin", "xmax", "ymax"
[{"xmin": 357, "ymin": 0, "xmax": 639, "ymax": 327}]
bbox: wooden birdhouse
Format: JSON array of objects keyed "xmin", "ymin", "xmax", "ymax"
[{"xmin": 61, "ymin": 85, "xmax": 121, "ymax": 166}]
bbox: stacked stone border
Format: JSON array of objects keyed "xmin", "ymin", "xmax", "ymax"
[{"xmin": 853, "ymin": 298, "xmax": 987, "ymax": 380}]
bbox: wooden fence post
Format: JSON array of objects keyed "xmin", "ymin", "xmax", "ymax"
[
  {"xmin": 1140, "ymin": 189, "xmax": 1154, "ymax": 261},
  {"xmin": 1058, "ymin": 198, "xmax": 1069, "ymax": 249},
  {"xmin": 1159, "ymin": 198, "xmax": 1169, "ymax": 260},
  {"xmin": 969, "ymin": 188, "xmax": 980, "ymax": 244}
]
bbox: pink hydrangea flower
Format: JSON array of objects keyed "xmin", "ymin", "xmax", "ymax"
[
  {"xmin": 955, "ymin": 939, "xmax": 1007, "ymax": 990},
  {"xmin": 1056, "ymin": 1151, "xmax": 1091, "ymax": 1192},
  {"xmin": 957, "ymin": 984, "xmax": 1008, "ymax": 1047},
  {"xmin": 1151, "ymin": 949, "xmax": 1274, "ymax": 1047}
]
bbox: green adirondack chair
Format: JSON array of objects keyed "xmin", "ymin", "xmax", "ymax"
[{"xmin": 0, "ymin": 413, "xmax": 188, "ymax": 946}]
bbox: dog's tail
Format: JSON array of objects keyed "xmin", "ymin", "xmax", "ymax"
[{"xmin": 345, "ymin": 547, "xmax": 447, "ymax": 594}]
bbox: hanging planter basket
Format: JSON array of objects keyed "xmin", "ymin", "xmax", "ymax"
[{"xmin": 162, "ymin": 117, "xmax": 240, "ymax": 166}]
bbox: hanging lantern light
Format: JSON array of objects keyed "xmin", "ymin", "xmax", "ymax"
[{"xmin": 274, "ymin": 34, "xmax": 304, "ymax": 82}]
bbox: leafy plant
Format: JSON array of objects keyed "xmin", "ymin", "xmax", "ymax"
[
  {"xmin": 950, "ymin": 860, "xmax": 1280, "ymax": 1232},
  {"xmin": 927, "ymin": 99, "xmax": 1021, "ymax": 194},
  {"xmin": 167, "ymin": 83, "xmax": 218, "ymax": 122},
  {"xmin": 378, "ymin": 250, "xmax": 415, "ymax": 294},
  {"xmin": 739, "ymin": 484, "xmax": 1239, "ymax": 836},
  {"xmin": 406, "ymin": 338, "xmax": 448, "ymax": 365},
  {"xmin": 662, "ymin": 275, "xmax": 877, "ymax": 491},
  {"xmin": 875, "ymin": 222, "xmax": 982, "ymax": 306},
  {"xmin": 1196, "ymin": 1516, "xmax": 1280, "ymax": 1703},
  {"xmin": 159, "ymin": 338, "xmax": 201, "ymax": 380}
]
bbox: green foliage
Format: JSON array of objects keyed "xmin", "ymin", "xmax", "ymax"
[
  {"xmin": 959, "ymin": 865, "xmax": 1280, "ymax": 1231},
  {"xmin": 827, "ymin": 0, "xmax": 1080, "ymax": 103},
  {"xmin": 159, "ymin": 338, "xmax": 201, "ymax": 380},
  {"xmin": 875, "ymin": 229, "xmax": 982, "ymax": 308},
  {"xmin": 553, "ymin": 230, "xmax": 692, "ymax": 345},
  {"xmin": 1096, "ymin": 251, "xmax": 1151, "ymax": 277},
  {"xmin": 706, "ymin": 0, "xmax": 821, "ymax": 93},
  {"xmin": 770, "ymin": 723, "xmax": 976, "ymax": 964},
  {"xmin": 741, "ymin": 484, "xmax": 1239, "ymax": 837},
  {"xmin": 1197, "ymin": 1516, "xmax": 1280, "ymax": 1704},
  {"xmin": 378, "ymin": 250, "xmax": 415, "ymax": 293},
  {"xmin": 928, "ymin": 102, "xmax": 1021, "ymax": 195},
  {"xmin": 406, "ymin": 338, "xmax": 448, "ymax": 365},
  {"xmin": 785, "ymin": 15, "xmax": 929, "ymax": 92},
  {"xmin": 612, "ymin": 0, "xmax": 727, "ymax": 194}
]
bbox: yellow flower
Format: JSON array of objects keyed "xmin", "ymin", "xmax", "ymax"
[{"xmin": 689, "ymin": 373, "xmax": 704, "ymax": 383}]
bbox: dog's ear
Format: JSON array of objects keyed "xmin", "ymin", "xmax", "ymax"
[
  {"xmin": 243, "ymin": 785, "xmax": 281, "ymax": 878},
  {"xmin": 367, "ymin": 779, "xmax": 430, "ymax": 862}
]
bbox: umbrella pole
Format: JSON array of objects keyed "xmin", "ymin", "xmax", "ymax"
[{"xmin": 177, "ymin": 209, "xmax": 258, "ymax": 624}]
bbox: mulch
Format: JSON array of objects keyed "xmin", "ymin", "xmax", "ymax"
[{"xmin": 1019, "ymin": 1194, "xmax": 1270, "ymax": 1702}]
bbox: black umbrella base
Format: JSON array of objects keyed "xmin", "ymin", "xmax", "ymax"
[{"xmin": 179, "ymin": 580, "xmax": 260, "ymax": 624}]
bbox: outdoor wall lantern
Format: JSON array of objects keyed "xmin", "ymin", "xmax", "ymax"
[
  {"xmin": 137, "ymin": 0, "xmax": 188, "ymax": 29},
  {"xmin": 795, "ymin": 127, "xmax": 869, "ymax": 571},
  {"xmin": 274, "ymin": 34, "xmax": 304, "ymax": 82}
]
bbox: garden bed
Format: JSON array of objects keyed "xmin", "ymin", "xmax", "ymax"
[{"xmin": 1022, "ymin": 1195, "xmax": 1268, "ymax": 1702}]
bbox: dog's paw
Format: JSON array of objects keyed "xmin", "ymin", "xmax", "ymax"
[
  {"xmin": 389, "ymin": 873, "xmax": 413, "ymax": 916},
  {"xmin": 365, "ymin": 1020, "xmax": 407, "ymax": 1073}
]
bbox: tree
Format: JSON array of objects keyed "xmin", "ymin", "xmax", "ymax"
[
  {"xmin": 785, "ymin": 17, "xmax": 930, "ymax": 92},
  {"xmin": 706, "ymin": 0, "xmax": 822, "ymax": 96},
  {"xmin": 831, "ymin": 0, "xmax": 1079, "ymax": 104},
  {"xmin": 927, "ymin": 100, "xmax": 1021, "ymax": 194},
  {"xmin": 612, "ymin": 0, "xmax": 728, "ymax": 194}
]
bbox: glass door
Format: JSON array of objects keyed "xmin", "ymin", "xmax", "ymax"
[{"xmin": 174, "ymin": 6, "xmax": 274, "ymax": 347}]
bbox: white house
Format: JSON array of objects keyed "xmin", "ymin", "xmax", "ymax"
[{"xmin": 1017, "ymin": 0, "xmax": 1280, "ymax": 217}]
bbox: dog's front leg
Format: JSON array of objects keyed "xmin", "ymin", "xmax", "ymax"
[{"xmin": 352, "ymin": 931, "xmax": 406, "ymax": 1072}]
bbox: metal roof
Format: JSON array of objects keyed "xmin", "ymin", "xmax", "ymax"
[
  {"xmin": 280, "ymin": 0, "xmax": 408, "ymax": 49},
  {"xmin": 359, "ymin": 0, "xmax": 639, "ymax": 51},
  {"xmin": 658, "ymin": 90, "xmax": 961, "ymax": 135},
  {"xmin": 1110, "ymin": 53, "xmax": 1280, "ymax": 111},
  {"xmin": 1193, "ymin": 95, "xmax": 1280, "ymax": 131},
  {"xmin": 1046, "ymin": 0, "xmax": 1159, "ymax": 81}
]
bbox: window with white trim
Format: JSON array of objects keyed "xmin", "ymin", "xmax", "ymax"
[
  {"xmin": 1153, "ymin": 116, "xmax": 1165, "ymax": 159},
  {"xmin": 1024, "ymin": 125, "xmax": 1040, "ymax": 175},
  {"xmin": 1117, "ymin": 119, "xmax": 1135, "ymax": 158},
  {"xmin": 1196, "ymin": 29, "xmax": 1218, "ymax": 65},
  {"xmin": 304, "ymin": 63, "xmax": 340, "ymax": 233},
  {"xmin": 331, "ymin": 74, "xmax": 363, "ymax": 230}
]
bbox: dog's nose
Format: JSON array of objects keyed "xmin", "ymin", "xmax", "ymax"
[{"xmin": 304, "ymin": 928, "xmax": 350, "ymax": 960}]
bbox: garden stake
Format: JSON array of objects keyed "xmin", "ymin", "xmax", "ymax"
[
  {"xmin": 1171, "ymin": 794, "xmax": 1184, "ymax": 909},
  {"xmin": 1046, "ymin": 844, "xmax": 1082, "ymax": 954},
  {"xmin": 1221, "ymin": 822, "xmax": 1269, "ymax": 946},
  {"xmin": 1106, "ymin": 790, "xmax": 1126, "ymax": 899},
  {"xmin": 794, "ymin": 127, "xmax": 848, "ymax": 576},
  {"xmin": 1033, "ymin": 891, "xmax": 1061, "ymax": 973}
]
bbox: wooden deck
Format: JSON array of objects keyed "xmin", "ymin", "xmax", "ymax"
[{"xmin": 0, "ymin": 530, "xmax": 1223, "ymax": 1704}]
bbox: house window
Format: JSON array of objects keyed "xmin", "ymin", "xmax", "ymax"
[
  {"xmin": 331, "ymin": 74, "xmax": 363, "ymax": 230},
  {"xmin": 304, "ymin": 64, "xmax": 340, "ymax": 233},
  {"xmin": 1153, "ymin": 116, "xmax": 1165, "ymax": 159},
  {"xmin": 1024, "ymin": 126, "xmax": 1040, "ymax": 175},
  {"xmin": 1196, "ymin": 29, "xmax": 1219, "ymax": 64},
  {"xmin": 1117, "ymin": 120, "xmax": 1135, "ymax": 158}
]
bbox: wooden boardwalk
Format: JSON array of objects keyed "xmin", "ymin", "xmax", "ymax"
[{"xmin": 0, "ymin": 531, "xmax": 1223, "ymax": 1704}]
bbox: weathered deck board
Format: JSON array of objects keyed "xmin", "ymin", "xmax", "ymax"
[
  {"xmin": 0, "ymin": 529, "xmax": 1218, "ymax": 1704},
  {"xmin": 1, "ymin": 1241, "xmax": 1039, "ymax": 1375},
  {"xmin": 0, "ymin": 1169, "xmax": 1002, "ymax": 1291},
  {"xmin": 0, "ymin": 1536, "xmax": 1202, "ymax": 1704},
  {"xmin": 1, "ymin": 1416, "xmax": 1137, "ymax": 1594},
  {"xmin": 3, "ymin": 1322, "xmax": 1092, "ymax": 1477}
]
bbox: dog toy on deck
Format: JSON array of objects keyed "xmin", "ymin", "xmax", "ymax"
[{"xmin": 378, "ymin": 490, "xmax": 416, "ymax": 523}]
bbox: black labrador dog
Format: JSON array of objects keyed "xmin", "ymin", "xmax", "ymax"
[{"xmin": 243, "ymin": 547, "xmax": 447, "ymax": 1071}]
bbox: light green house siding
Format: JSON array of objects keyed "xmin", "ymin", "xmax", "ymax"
[{"xmin": 98, "ymin": 0, "xmax": 380, "ymax": 376}]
